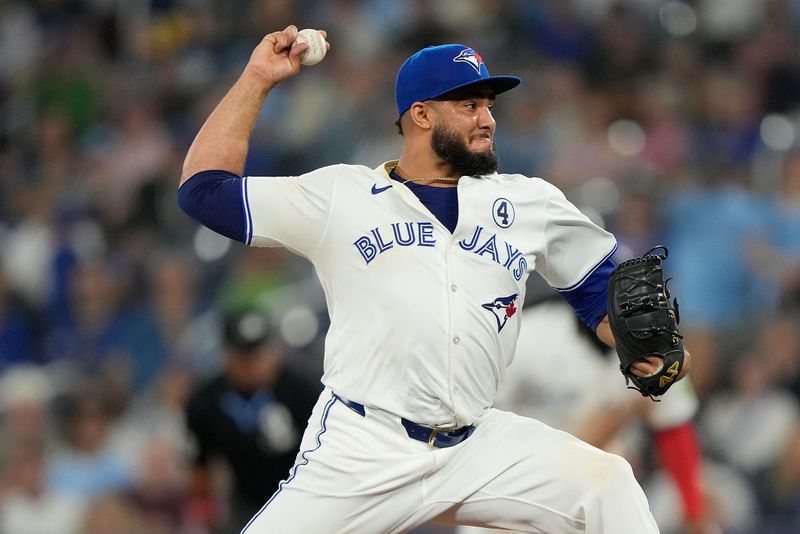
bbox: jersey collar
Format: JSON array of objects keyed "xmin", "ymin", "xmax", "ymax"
[{"xmin": 376, "ymin": 160, "xmax": 400, "ymax": 179}]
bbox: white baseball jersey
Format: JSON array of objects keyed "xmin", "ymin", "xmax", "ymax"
[{"xmin": 243, "ymin": 160, "xmax": 616, "ymax": 428}]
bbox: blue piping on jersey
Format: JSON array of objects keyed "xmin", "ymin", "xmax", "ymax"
[
  {"xmin": 553, "ymin": 243, "xmax": 618, "ymax": 292},
  {"xmin": 241, "ymin": 392, "xmax": 337, "ymax": 533},
  {"xmin": 242, "ymin": 176, "xmax": 253, "ymax": 245}
]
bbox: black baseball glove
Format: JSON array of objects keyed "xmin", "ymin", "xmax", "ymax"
[{"xmin": 607, "ymin": 245, "xmax": 684, "ymax": 399}]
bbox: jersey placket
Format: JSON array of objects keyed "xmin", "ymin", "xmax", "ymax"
[
  {"xmin": 444, "ymin": 236, "xmax": 463, "ymax": 421},
  {"xmin": 393, "ymin": 178, "xmax": 466, "ymax": 425},
  {"xmin": 443, "ymin": 194, "xmax": 467, "ymax": 424}
]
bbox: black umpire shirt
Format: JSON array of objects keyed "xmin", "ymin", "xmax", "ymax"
[{"xmin": 186, "ymin": 366, "xmax": 321, "ymax": 510}]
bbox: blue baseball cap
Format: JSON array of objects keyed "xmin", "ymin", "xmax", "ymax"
[{"xmin": 395, "ymin": 44, "xmax": 521, "ymax": 117}]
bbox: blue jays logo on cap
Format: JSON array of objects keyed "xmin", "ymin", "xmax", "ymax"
[
  {"xmin": 482, "ymin": 293, "xmax": 518, "ymax": 332},
  {"xmin": 395, "ymin": 44, "xmax": 521, "ymax": 117},
  {"xmin": 453, "ymin": 48, "xmax": 483, "ymax": 74}
]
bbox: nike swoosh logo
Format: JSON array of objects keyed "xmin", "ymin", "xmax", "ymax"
[{"xmin": 371, "ymin": 184, "xmax": 392, "ymax": 195}]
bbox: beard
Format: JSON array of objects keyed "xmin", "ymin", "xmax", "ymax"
[{"xmin": 431, "ymin": 123, "xmax": 499, "ymax": 177}]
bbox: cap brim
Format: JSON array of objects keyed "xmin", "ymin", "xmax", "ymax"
[{"xmin": 429, "ymin": 75, "xmax": 522, "ymax": 102}]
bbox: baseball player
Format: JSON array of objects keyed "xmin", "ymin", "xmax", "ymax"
[{"xmin": 178, "ymin": 25, "xmax": 692, "ymax": 533}]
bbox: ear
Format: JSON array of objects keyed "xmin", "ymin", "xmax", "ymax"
[{"xmin": 409, "ymin": 102, "xmax": 434, "ymax": 131}]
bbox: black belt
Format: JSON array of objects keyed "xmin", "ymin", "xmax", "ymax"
[{"xmin": 334, "ymin": 394, "xmax": 475, "ymax": 449}]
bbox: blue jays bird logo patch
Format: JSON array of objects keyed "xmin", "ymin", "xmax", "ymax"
[
  {"xmin": 482, "ymin": 293, "xmax": 518, "ymax": 332},
  {"xmin": 453, "ymin": 48, "xmax": 484, "ymax": 74}
]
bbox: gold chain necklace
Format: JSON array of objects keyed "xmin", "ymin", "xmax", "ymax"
[
  {"xmin": 389, "ymin": 164, "xmax": 460, "ymax": 184},
  {"xmin": 403, "ymin": 175, "xmax": 461, "ymax": 184}
]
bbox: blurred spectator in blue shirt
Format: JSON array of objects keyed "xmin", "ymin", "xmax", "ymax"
[{"xmin": 47, "ymin": 388, "xmax": 133, "ymax": 503}]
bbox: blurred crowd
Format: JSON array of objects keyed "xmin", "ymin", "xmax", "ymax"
[{"xmin": 2, "ymin": 0, "xmax": 800, "ymax": 532}]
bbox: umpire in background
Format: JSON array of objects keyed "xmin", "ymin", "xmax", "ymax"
[{"xmin": 185, "ymin": 307, "xmax": 320, "ymax": 532}]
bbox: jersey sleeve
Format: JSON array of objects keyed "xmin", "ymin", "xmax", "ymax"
[
  {"xmin": 557, "ymin": 256, "xmax": 615, "ymax": 331},
  {"xmin": 244, "ymin": 164, "xmax": 341, "ymax": 259},
  {"xmin": 537, "ymin": 186, "xmax": 617, "ymax": 291},
  {"xmin": 178, "ymin": 170, "xmax": 248, "ymax": 243}
]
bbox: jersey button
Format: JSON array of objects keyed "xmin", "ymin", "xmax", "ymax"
[
  {"xmin": 453, "ymin": 336, "xmax": 460, "ymax": 344},
  {"xmin": 451, "ymin": 284, "xmax": 457, "ymax": 292}
]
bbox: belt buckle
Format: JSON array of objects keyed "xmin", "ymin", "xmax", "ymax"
[{"xmin": 427, "ymin": 428, "xmax": 438, "ymax": 447}]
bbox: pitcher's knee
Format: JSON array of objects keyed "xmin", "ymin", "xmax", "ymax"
[
  {"xmin": 605, "ymin": 452, "xmax": 638, "ymax": 489},
  {"xmin": 570, "ymin": 451, "xmax": 657, "ymax": 531},
  {"xmin": 578, "ymin": 450, "xmax": 638, "ymax": 494}
]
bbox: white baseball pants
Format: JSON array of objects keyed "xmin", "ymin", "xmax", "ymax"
[{"xmin": 242, "ymin": 388, "xmax": 659, "ymax": 533}]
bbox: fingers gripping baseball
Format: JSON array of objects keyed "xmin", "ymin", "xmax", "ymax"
[
  {"xmin": 630, "ymin": 355, "xmax": 664, "ymax": 377},
  {"xmin": 246, "ymin": 26, "xmax": 329, "ymax": 87},
  {"xmin": 631, "ymin": 349, "xmax": 692, "ymax": 380}
]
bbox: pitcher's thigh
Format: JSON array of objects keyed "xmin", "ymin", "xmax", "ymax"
[
  {"xmin": 243, "ymin": 485, "xmax": 342, "ymax": 534},
  {"xmin": 433, "ymin": 412, "xmax": 658, "ymax": 533},
  {"xmin": 242, "ymin": 391, "xmax": 433, "ymax": 534}
]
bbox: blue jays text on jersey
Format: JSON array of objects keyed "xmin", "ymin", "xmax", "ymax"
[{"xmin": 353, "ymin": 222, "xmax": 527, "ymax": 281}]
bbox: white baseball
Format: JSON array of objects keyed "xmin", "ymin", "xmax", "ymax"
[{"xmin": 294, "ymin": 29, "xmax": 327, "ymax": 66}]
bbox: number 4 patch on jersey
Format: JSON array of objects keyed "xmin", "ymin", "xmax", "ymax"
[{"xmin": 492, "ymin": 198, "xmax": 515, "ymax": 228}]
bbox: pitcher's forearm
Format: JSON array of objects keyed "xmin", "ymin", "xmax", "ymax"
[
  {"xmin": 595, "ymin": 315, "xmax": 614, "ymax": 347},
  {"xmin": 180, "ymin": 69, "xmax": 274, "ymax": 185},
  {"xmin": 180, "ymin": 25, "xmax": 316, "ymax": 185}
]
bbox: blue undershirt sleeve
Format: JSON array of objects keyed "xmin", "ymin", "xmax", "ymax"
[
  {"xmin": 556, "ymin": 256, "xmax": 616, "ymax": 332},
  {"xmin": 177, "ymin": 170, "xmax": 247, "ymax": 243}
]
